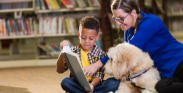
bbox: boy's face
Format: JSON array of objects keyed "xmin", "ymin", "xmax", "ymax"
[{"xmin": 78, "ymin": 27, "xmax": 100, "ymax": 52}]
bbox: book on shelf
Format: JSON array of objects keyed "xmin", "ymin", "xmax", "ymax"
[
  {"xmin": 60, "ymin": 0, "xmax": 74, "ymax": 9},
  {"xmin": 36, "ymin": 0, "xmax": 41, "ymax": 10},
  {"xmin": 76, "ymin": 0, "xmax": 86, "ymax": 8},
  {"xmin": 40, "ymin": 0, "xmax": 46, "ymax": 10},
  {"xmin": 44, "ymin": 0, "xmax": 52, "ymax": 10}
]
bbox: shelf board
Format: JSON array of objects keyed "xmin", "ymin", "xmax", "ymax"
[
  {"xmin": 0, "ymin": 35, "xmax": 36, "ymax": 40},
  {"xmin": 0, "ymin": 8, "xmax": 34, "ymax": 13},
  {"xmin": 0, "ymin": 32, "xmax": 103, "ymax": 39},
  {"xmin": 0, "ymin": 0, "xmax": 32, "ymax": 3},
  {"xmin": 35, "ymin": 7, "xmax": 100, "ymax": 13},
  {"xmin": 170, "ymin": 32, "xmax": 183, "ymax": 37},
  {"xmin": 167, "ymin": 13, "xmax": 183, "ymax": 17},
  {"xmin": 37, "ymin": 33, "xmax": 78, "ymax": 37}
]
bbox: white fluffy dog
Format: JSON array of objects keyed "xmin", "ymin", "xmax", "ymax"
[{"xmin": 105, "ymin": 43, "xmax": 160, "ymax": 93}]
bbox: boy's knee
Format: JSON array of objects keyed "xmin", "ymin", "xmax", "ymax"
[
  {"xmin": 61, "ymin": 77, "xmax": 70, "ymax": 87},
  {"xmin": 106, "ymin": 78, "xmax": 120, "ymax": 90}
]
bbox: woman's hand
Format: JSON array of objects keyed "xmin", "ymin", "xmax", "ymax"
[
  {"xmin": 85, "ymin": 84, "xmax": 94, "ymax": 93},
  {"xmin": 83, "ymin": 60, "xmax": 103, "ymax": 76},
  {"xmin": 60, "ymin": 40, "xmax": 70, "ymax": 49}
]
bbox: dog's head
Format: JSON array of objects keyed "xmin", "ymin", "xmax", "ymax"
[{"xmin": 105, "ymin": 43, "xmax": 153, "ymax": 80}]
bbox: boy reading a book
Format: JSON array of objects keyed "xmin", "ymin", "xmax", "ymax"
[{"xmin": 56, "ymin": 16, "xmax": 120, "ymax": 93}]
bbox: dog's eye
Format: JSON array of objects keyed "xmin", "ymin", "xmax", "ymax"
[{"xmin": 110, "ymin": 58, "xmax": 113, "ymax": 61}]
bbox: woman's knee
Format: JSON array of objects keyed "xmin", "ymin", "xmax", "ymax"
[{"xmin": 155, "ymin": 78, "xmax": 173, "ymax": 93}]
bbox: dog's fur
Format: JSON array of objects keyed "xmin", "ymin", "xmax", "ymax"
[{"xmin": 105, "ymin": 43, "xmax": 160, "ymax": 93}]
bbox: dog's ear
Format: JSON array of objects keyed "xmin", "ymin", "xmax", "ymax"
[
  {"xmin": 104, "ymin": 60, "xmax": 113, "ymax": 75},
  {"xmin": 112, "ymin": 60, "xmax": 129, "ymax": 80}
]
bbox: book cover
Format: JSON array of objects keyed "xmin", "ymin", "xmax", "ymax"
[
  {"xmin": 9, "ymin": 20, "xmax": 16, "ymax": 36},
  {"xmin": 48, "ymin": 0, "xmax": 56, "ymax": 9},
  {"xmin": 39, "ymin": 17, "xmax": 44, "ymax": 34},
  {"xmin": 58, "ymin": 16, "xmax": 64, "ymax": 34},
  {"xmin": 44, "ymin": 0, "xmax": 52, "ymax": 10},
  {"xmin": 52, "ymin": 0, "xmax": 60, "ymax": 9},
  {"xmin": 60, "ymin": 0, "xmax": 74, "ymax": 9},
  {"xmin": 40, "ymin": 0, "xmax": 46, "ymax": 10},
  {"xmin": 61, "ymin": 46, "xmax": 93, "ymax": 91},
  {"xmin": 36, "ymin": 0, "xmax": 41, "ymax": 10}
]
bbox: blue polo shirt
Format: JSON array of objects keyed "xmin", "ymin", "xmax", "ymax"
[{"xmin": 101, "ymin": 11, "xmax": 183, "ymax": 79}]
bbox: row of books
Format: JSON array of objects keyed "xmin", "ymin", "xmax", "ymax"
[
  {"xmin": 0, "ymin": 18, "xmax": 36, "ymax": 37},
  {"xmin": 167, "ymin": 1, "xmax": 183, "ymax": 13},
  {"xmin": 36, "ymin": 0, "xmax": 100, "ymax": 10},
  {"xmin": 0, "ymin": 2, "xmax": 32, "ymax": 10},
  {"xmin": 39, "ymin": 16, "xmax": 79, "ymax": 35},
  {"xmin": 38, "ymin": 43, "xmax": 62, "ymax": 57},
  {"xmin": 169, "ymin": 19, "xmax": 183, "ymax": 32}
]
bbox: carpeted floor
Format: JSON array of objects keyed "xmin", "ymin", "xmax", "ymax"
[{"xmin": 0, "ymin": 66, "xmax": 111, "ymax": 93}]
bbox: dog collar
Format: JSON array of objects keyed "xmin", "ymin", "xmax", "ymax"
[{"xmin": 126, "ymin": 69, "xmax": 149, "ymax": 81}]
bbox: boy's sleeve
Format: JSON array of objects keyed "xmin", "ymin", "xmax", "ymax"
[
  {"xmin": 61, "ymin": 62, "xmax": 68, "ymax": 73},
  {"xmin": 93, "ymin": 51, "xmax": 106, "ymax": 82}
]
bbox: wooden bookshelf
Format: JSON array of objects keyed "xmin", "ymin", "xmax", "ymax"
[{"xmin": 165, "ymin": 0, "xmax": 183, "ymax": 39}]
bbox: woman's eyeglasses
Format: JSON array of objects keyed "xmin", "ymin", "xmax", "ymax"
[{"xmin": 112, "ymin": 13, "xmax": 129, "ymax": 23}]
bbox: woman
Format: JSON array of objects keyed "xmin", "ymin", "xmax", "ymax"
[{"xmin": 83, "ymin": 0, "xmax": 183, "ymax": 93}]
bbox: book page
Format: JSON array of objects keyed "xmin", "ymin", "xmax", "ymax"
[{"xmin": 62, "ymin": 46, "xmax": 72, "ymax": 53}]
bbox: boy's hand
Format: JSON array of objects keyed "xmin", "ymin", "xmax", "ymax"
[
  {"xmin": 60, "ymin": 40, "xmax": 70, "ymax": 49},
  {"xmin": 83, "ymin": 60, "xmax": 103, "ymax": 76},
  {"xmin": 85, "ymin": 84, "xmax": 94, "ymax": 93}
]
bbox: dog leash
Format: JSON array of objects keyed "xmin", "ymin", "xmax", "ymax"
[{"xmin": 126, "ymin": 70, "xmax": 157, "ymax": 93}]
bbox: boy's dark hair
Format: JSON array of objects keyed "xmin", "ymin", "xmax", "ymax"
[{"xmin": 79, "ymin": 16, "xmax": 100, "ymax": 34}]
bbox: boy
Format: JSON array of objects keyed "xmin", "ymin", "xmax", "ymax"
[{"xmin": 56, "ymin": 16, "xmax": 119, "ymax": 93}]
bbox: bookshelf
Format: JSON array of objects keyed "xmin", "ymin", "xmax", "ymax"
[
  {"xmin": 0, "ymin": 0, "xmax": 103, "ymax": 68},
  {"xmin": 165, "ymin": 0, "xmax": 183, "ymax": 41}
]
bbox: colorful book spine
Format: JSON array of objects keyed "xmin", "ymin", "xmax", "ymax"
[
  {"xmin": 36, "ymin": 0, "xmax": 41, "ymax": 10},
  {"xmin": 60, "ymin": 0, "xmax": 74, "ymax": 9}
]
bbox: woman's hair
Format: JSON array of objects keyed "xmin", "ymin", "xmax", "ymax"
[
  {"xmin": 111, "ymin": 0, "xmax": 140, "ymax": 14},
  {"xmin": 111, "ymin": 0, "xmax": 142, "ymax": 33},
  {"xmin": 79, "ymin": 16, "xmax": 100, "ymax": 34}
]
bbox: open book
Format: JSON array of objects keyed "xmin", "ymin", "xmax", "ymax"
[{"xmin": 61, "ymin": 46, "xmax": 92, "ymax": 91}]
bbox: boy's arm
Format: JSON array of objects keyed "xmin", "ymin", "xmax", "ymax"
[
  {"xmin": 90, "ymin": 77, "xmax": 100, "ymax": 88},
  {"xmin": 85, "ymin": 77, "xmax": 100, "ymax": 92},
  {"xmin": 56, "ymin": 53, "xmax": 65, "ymax": 73}
]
